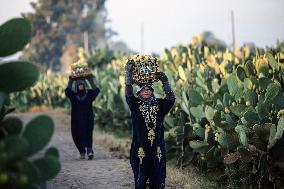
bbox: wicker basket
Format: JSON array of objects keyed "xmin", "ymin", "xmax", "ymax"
[
  {"xmin": 128, "ymin": 55, "xmax": 160, "ymax": 84},
  {"xmin": 70, "ymin": 60, "xmax": 91, "ymax": 78}
]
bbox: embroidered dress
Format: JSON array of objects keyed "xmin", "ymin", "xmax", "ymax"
[{"xmin": 126, "ymin": 84, "xmax": 175, "ymax": 189}]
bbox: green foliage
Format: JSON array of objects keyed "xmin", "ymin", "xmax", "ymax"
[
  {"xmin": 159, "ymin": 36, "xmax": 284, "ymax": 188},
  {"xmin": 8, "ymin": 29, "xmax": 284, "ymax": 188},
  {"xmin": 0, "ymin": 17, "xmax": 60, "ymax": 189},
  {"xmin": 10, "ymin": 74, "xmax": 69, "ymax": 111}
]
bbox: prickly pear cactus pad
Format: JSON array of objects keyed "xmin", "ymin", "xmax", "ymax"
[
  {"xmin": 70, "ymin": 59, "xmax": 90, "ymax": 78},
  {"xmin": 128, "ymin": 55, "xmax": 160, "ymax": 84}
]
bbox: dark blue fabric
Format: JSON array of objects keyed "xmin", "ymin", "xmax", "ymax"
[
  {"xmin": 127, "ymin": 95, "xmax": 175, "ymax": 189},
  {"xmin": 65, "ymin": 87, "xmax": 100, "ymax": 154}
]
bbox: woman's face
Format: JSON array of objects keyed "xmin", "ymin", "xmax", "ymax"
[
  {"xmin": 139, "ymin": 86, "xmax": 153, "ymax": 100},
  {"xmin": 78, "ymin": 84, "xmax": 85, "ymax": 91}
]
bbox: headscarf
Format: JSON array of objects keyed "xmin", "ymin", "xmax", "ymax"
[
  {"xmin": 136, "ymin": 84, "xmax": 155, "ymax": 104},
  {"xmin": 75, "ymin": 79, "xmax": 87, "ymax": 94}
]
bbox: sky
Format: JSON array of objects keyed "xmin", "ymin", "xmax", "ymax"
[{"xmin": 0, "ymin": 0, "xmax": 283, "ymax": 54}]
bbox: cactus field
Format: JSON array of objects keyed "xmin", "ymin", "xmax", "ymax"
[{"xmin": 7, "ymin": 32, "xmax": 284, "ymax": 188}]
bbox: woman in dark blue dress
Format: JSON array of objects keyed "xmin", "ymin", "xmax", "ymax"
[
  {"xmin": 65, "ymin": 75, "xmax": 100, "ymax": 160},
  {"xmin": 125, "ymin": 61, "xmax": 175, "ymax": 189}
]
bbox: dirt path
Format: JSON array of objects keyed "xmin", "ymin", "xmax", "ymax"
[
  {"xmin": 12, "ymin": 111, "xmax": 221, "ymax": 189},
  {"xmin": 14, "ymin": 112, "xmax": 134, "ymax": 189}
]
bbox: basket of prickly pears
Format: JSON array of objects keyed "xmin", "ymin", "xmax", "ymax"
[
  {"xmin": 127, "ymin": 55, "xmax": 160, "ymax": 84},
  {"xmin": 70, "ymin": 59, "xmax": 91, "ymax": 78}
]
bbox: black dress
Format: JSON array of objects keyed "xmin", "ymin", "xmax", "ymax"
[
  {"xmin": 126, "ymin": 84, "xmax": 175, "ymax": 189},
  {"xmin": 65, "ymin": 86, "xmax": 100, "ymax": 154}
]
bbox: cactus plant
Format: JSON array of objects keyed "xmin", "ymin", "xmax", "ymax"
[
  {"xmin": 0, "ymin": 17, "xmax": 60, "ymax": 189},
  {"xmin": 6, "ymin": 28, "xmax": 284, "ymax": 188},
  {"xmin": 0, "ymin": 18, "xmax": 31, "ymax": 57}
]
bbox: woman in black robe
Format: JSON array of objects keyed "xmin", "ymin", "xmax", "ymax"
[
  {"xmin": 125, "ymin": 61, "xmax": 175, "ymax": 189},
  {"xmin": 65, "ymin": 75, "xmax": 100, "ymax": 160}
]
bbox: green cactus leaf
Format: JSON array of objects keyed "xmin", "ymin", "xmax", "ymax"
[
  {"xmin": 205, "ymin": 105, "xmax": 214, "ymax": 121},
  {"xmin": 235, "ymin": 125, "xmax": 249, "ymax": 147},
  {"xmin": 178, "ymin": 66, "xmax": 187, "ymax": 81},
  {"xmin": 273, "ymin": 93, "xmax": 284, "ymax": 110},
  {"xmin": 257, "ymin": 101, "xmax": 269, "ymax": 120},
  {"xmin": 218, "ymin": 132, "xmax": 237, "ymax": 150},
  {"xmin": 33, "ymin": 156, "xmax": 61, "ymax": 181},
  {"xmin": 225, "ymin": 114, "xmax": 236, "ymax": 128},
  {"xmin": 196, "ymin": 77, "xmax": 208, "ymax": 91},
  {"xmin": 164, "ymin": 48, "xmax": 174, "ymax": 63},
  {"xmin": 211, "ymin": 78, "xmax": 220, "ymax": 93},
  {"xmin": 219, "ymin": 82, "xmax": 229, "ymax": 95},
  {"xmin": 234, "ymin": 87, "xmax": 244, "ymax": 101},
  {"xmin": 227, "ymin": 74, "xmax": 239, "ymax": 96},
  {"xmin": 241, "ymin": 117, "xmax": 249, "ymax": 126},
  {"xmin": 223, "ymin": 93, "xmax": 234, "ymax": 107},
  {"xmin": 1, "ymin": 136, "xmax": 29, "ymax": 160},
  {"xmin": 244, "ymin": 60, "xmax": 255, "ymax": 76},
  {"xmin": 0, "ymin": 62, "xmax": 39, "ymax": 93},
  {"xmin": 22, "ymin": 115, "xmax": 54, "ymax": 155},
  {"xmin": 274, "ymin": 118, "xmax": 284, "ymax": 140},
  {"xmin": 258, "ymin": 77, "xmax": 273, "ymax": 90},
  {"xmin": 268, "ymin": 124, "xmax": 277, "ymax": 149},
  {"xmin": 0, "ymin": 117, "xmax": 23, "ymax": 136},
  {"xmin": 244, "ymin": 90, "xmax": 257, "ymax": 107},
  {"xmin": 264, "ymin": 83, "xmax": 280, "ymax": 103},
  {"xmin": 243, "ymin": 110, "xmax": 259, "ymax": 124},
  {"xmin": 267, "ymin": 117, "xmax": 284, "ymax": 149},
  {"xmin": 189, "ymin": 140, "xmax": 209, "ymax": 150},
  {"xmin": 188, "ymin": 89, "xmax": 203, "ymax": 106},
  {"xmin": 181, "ymin": 101, "xmax": 190, "ymax": 115},
  {"xmin": 182, "ymin": 91, "xmax": 189, "ymax": 107},
  {"xmin": 258, "ymin": 66, "xmax": 269, "ymax": 77},
  {"xmin": 236, "ymin": 66, "xmax": 246, "ymax": 81},
  {"xmin": 45, "ymin": 147, "xmax": 60, "ymax": 159},
  {"xmin": 20, "ymin": 160, "xmax": 41, "ymax": 183},
  {"xmin": 0, "ymin": 18, "xmax": 32, "ymax": 57},
  {"xmin": 195, "ymin": 127, "xmax": 205, "ymax": 139},
  {"xmin": 165, "ymin": 116, "xmax": 175, "ymax": 128},
  {"xmin": 267, "ymin": 53, "xmax": 278, "ymax": 70},
  {"xmin": 250, "ymin": 77, "xmax": 259, "ymax": 87},
  {"xmin": 230, "ymin": 104, "xmax": 245, "ymax": 117},
  {"xmin": 190, "ymin": 105, "xmax": 205, "ymax": 119},
  {"xmin": 243, "ymin": 78, "xmax": 253, "ymax": 90}
]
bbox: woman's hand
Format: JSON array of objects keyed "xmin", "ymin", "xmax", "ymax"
[{"xmin": 155, "ymin": 72, "xmax": 168, "ymax": 83}]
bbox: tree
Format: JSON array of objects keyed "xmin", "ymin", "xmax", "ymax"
[{"xmin": 21, "ymin": 0, "xmax": 115, "ymax": 71}]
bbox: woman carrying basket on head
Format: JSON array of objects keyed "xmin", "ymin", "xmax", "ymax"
[
  {"xmin": 125, "ymin": 56, "xmax": 175, "ymax": 189},
  {"xmin": 65, "ymin": 61, "xmax": 100, "ymax": 160}
]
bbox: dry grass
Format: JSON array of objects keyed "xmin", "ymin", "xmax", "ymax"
[{"xmin": 93, "ymin": 130, "xmax": 131, "ymax": 159}]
